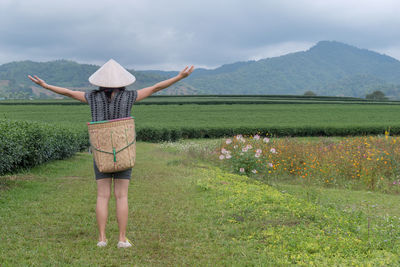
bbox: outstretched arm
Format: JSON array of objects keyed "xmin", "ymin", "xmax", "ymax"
[
  {"xmin": 28, "ymin": 75, "xmax": 87, "ymax": 103},
  {"xmin": 136, "ymin": 66, "xmax": 194, "ymax": 102}
]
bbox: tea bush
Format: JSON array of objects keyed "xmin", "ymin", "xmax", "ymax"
[
  {"xmin": 135, "ymin": 125, "xmax": 399, "ymax": 142},
  {"xmin": 0, "ymin": 119, "xmax": 88, "ymax": 175},
  {"xmin": 3, "ymin": 102, "xmax": 400, "ymax": 142}
]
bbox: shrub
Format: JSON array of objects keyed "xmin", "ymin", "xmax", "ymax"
[
  {"xmin": 303, "ymin": 90, "xmax": 317, "ymax": 96},
  {"xmin": 366, "ymin": 90, "xmax": 388, "ymax": 100},
  {"xmin": 135, "ymin": 125, "xmax": 396, "ymax": 142},
  {"xmin": 0, "ymin": 119, "xmax": 88, "ymax": 175}
]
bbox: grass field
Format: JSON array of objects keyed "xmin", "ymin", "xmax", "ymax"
[
  {"xmin": 2, "ymin": 99, "xmax": 400, "ymax": 264},
  {"xmin": 2, "ymin": 103, "xmax": 400, "ymax": 131},
  {"xmin": 1, "ymin": 142, "xmax": 400, "ymax": 265},
  {"xmin": 1, "ymin": 94, "xmax": 399, "ymax": 105}
]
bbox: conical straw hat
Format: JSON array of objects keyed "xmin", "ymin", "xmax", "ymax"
[{"xmin": 89, "ymin": 59, "xmax": 136, "ymax": 88}]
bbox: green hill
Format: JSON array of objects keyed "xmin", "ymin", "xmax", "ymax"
[
  {"xmin": 183, "ymin": 41, "xmax": 400, "ymax": 98},
  {"xmin": 2, "ymin": 41, "xmax": 400, "ymax": 99},
  {"xmin": 0, "ymin": 60, "xmax": 198, "ymax": 99}
]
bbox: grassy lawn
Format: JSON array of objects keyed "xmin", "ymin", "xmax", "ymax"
[{"xmin": 1, "ymin": 142, "xmax": 400, "ymax": 265}]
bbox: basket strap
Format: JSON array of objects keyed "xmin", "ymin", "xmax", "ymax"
[{"xmin": 90, "ymin": 139, "xmax": 136, "ymax": 162}]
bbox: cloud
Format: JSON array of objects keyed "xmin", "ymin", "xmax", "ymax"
[{"xmin": 0, "ymin": 0, "xmax": 400, "ymax": 69}]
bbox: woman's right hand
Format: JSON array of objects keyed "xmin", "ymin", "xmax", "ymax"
[{"xmin": 28, "ymin": 75, "xmax": 48, "ymax": 88}]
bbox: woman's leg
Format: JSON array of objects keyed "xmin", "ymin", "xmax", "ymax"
[
  {"xmin": 96, "ymin": 178, "xmax": 112, "ymax": 242},
  {"xmin": 114, "ymin": 179, "xmax": 130, "ymax": 242}
]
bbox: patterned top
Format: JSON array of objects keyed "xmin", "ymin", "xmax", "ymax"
[{"xmin": 85, "ymin": 90, "xmax": 138, "ymax": 122}]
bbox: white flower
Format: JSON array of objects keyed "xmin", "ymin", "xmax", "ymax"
[
  {"xmin": 245, "ymin": 145, "xmax": 252, "ymax": 150},
  {"xmin": 268, "ymin": 163, "xmax": 273, "ymax": 168},
  {"xmin": 221, "ymin": 148, "xmax": 228, "ymax": 154},
  {"xmin": 239, "ymin": 168, "xmax": 245, "ymax": 173},
  {"xmin": 255, "ymin": 153, "xmax": 261, "ymax": 158},
  {"xmin": 254, "ymin": 134, "xmax": 260, "ymax": 140},
  {"xmin": 226, "ymin": 139, "xmax": 232, "ymax": 144},
  {"xmin": 233, "ymin": 145, "xmax": 238, "ymax": 149},
  {"xmin": 242, "ymin": 148, "xmax": 248, "ymax": 152},
  {"xmin": 263, "ymin": 137, "xmax": 270, "ymax": 143},
  {"xmin": 236, "ymin": 135, "xmax": 243, "ymax": 140},
  {"xmin": 251, "ymin": 169, "xmax": 258, "ymax": 174},
  {"xmin": 219, "ymin": 155, "xmax": 225, "ymax": 160},
  {"xmin": 226, "ymin": 154, "xmax": 232, "ymax": 159},
  {"xmin": 270, "ymin": 148, "xmax": 276, "ymax": 154},
  {"xmin": 256, "ymin": 149, "xmax": 262, "ymax": 154}
]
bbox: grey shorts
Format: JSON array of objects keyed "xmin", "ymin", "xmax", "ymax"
[{"xmin": 93, "ymin": 160, "xmax": 132, "ymax": 180}]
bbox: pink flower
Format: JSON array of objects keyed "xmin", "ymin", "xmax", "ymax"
[
  {"xmin": 263, "ymin": 137, "xmax": 270, "ymax": 143},
  {"xmin": 226, "ymin": 139, "xmax": 232, "ymax": 144},
  {"xmin": 255, "ymin": 153, "xmax": 261, "ymax": 158},
  {"xmin": 245, "ymin": 144, "xmax": 252, "ymax": 149},
  {"xmin": 219, "ymin": 155, "xmax": 225, "ymax": 160},
  {"xmin": 270, "ymin": 148, "xmax": 276, "ymax": 154},
  {"xmin": 256, "ymin": 149, "xmax": 262, "ymax": 154},
  {"xmin": 242, "ymin": 147, "xmax": 248, "ymax": 152},
  {"xmin": 251, "ymin": 169, "xmax": 258, "ymax": 174},
  {"xmin": 254, "ymin": 134, "xmax": 260, "ymax": 140},
  {"xmin": 221, "ymin": 148, "xmax": 229, "ymax": 154},
  {"xmin": 268, "ymin": 163, "xmax": 273, "ymax": 168},
  {"xmin": 226, "ymin": 154, "xmax": 232, "ymax": 159},
  {"xmin": 239, "ymin": 168, "xmax": 245, "ymax": 173},
  {"xmin": 236, "ymin": 135, "xmax": 243, "ymax": 140}
]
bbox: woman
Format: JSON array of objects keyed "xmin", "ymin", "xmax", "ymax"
[{"xmin": 28, "ymin": 59, "xmax": 194, "ymax": 248}]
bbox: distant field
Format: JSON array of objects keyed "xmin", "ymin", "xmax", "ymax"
[
  {"xmin": 1, "ymin": 101, "xmax": 400, "ymax": 140},
  {"xmin": 1, "ymin": 94, "xmax": 399, "ymax": 105},
  {"xmin": 1, "ymin": 103, "xmax": 400, "ymax": 127}
]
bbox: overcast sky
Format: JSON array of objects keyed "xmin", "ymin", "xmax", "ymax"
[{"xmin": 0, "ymin": 0, "xmax": 399, "ymax": 70}]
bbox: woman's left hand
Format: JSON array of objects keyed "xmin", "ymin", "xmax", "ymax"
[{"xmin": 177, "ymin": 66, "xmax": 195, "ymax": 79}]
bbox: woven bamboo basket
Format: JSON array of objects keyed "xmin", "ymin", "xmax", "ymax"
[{"xmin": 87, "ymin": 116, "xmax": 136, "ymax": 173}]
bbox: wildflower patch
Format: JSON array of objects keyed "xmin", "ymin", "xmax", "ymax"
[{"xmin": 218, "ymin": 134, "xmax": 400, "ymax": 192}]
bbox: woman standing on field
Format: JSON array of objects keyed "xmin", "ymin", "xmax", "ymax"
[{"xmin": 28, "ymin": 59, "xmax": 194, "ymax": 248}]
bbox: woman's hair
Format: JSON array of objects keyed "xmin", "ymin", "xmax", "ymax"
[{"xmin": 99, "ymin": 87, "xmax": 126, "ymax": 101}]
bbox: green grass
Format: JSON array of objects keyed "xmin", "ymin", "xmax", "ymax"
[
  {"xmin": 273, "ymin": 182, "xmax": 400, "ymax": 218},
  {"xmin": 2, "ymin": 103, "xmax": 400, "ymax": 130},
  {"xmin": 0, "ymin": 105, "xmax": 91, "ymax": 128},
  {"xmin": 3, "ymin": 103, "xmax": 400, "ymax": 141},
  {"xmin": 2, "ymin": 142, "xmax": 400, "ymax": 265}
]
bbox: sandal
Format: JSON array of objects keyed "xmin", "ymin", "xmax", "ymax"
[
  {"xmin": 97, "ymin": 239, "xmax": 107, "ymax": 247},
  {"xmin": 117, "ymin": 238, "xmax": 133, "ymax": 248}
]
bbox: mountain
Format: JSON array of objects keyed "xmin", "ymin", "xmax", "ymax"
[
  {"xmin": 182, "ymin": 41, "xmax": 400, "ymax": 98},
  {"xmin": 0, "ymin": 60, "xmax": 198, "ymax": 99},
  {"xmin": 2, "ymin": 41, "xmax": 400, "ymax": 99}
]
